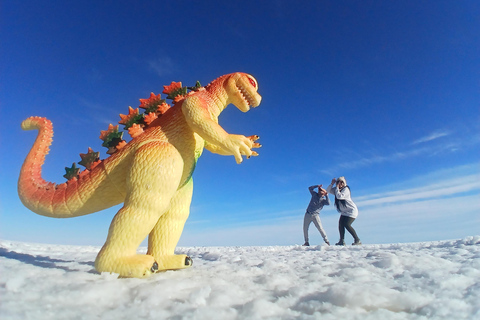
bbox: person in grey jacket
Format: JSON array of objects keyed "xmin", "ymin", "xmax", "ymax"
[
  {"xmin": 303, "ymin": 185, "xmax": 330, "ymax": 246},
  {"xmin": 326, "ymin": 177, "xmax": 361, "ymax": 246}
]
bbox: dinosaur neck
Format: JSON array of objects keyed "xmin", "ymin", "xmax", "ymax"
[{"xmin": 205, "ymin": 83, "xmax": 229, "ymax": 118}]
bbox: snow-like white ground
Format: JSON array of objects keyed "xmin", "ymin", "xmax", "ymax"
[{"xmin": 1, "ymin": 237, "xmax": 479, "ymax": 320}]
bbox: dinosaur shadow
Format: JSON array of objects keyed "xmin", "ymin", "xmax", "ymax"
[{"xmin": 0, "ymin": 247, "xmax": 97, "ymax": 274}]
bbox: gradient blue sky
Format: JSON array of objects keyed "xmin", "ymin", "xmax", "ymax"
[{"xmin": 1, "ymin": 1, "xmax": 479, "ymax": 246}]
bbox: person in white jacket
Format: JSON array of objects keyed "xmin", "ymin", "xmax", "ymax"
[{"xmin": 326, "ymin": 177, "xmax": 361, "ymax": 246}]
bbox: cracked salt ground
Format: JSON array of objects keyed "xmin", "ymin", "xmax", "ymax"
[{"xmin": 1, "ymin": 237, "xmax": 479, "ymax": 319}]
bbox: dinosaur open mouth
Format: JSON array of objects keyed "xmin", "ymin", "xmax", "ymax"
[{"xmin": 237, "ymin": 84, "xmax": 257, "ymax": 107}]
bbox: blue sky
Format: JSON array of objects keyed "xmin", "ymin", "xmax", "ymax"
[{"xmin": 1, "ymin": 1, "xmax": 479, "ymax": 247}]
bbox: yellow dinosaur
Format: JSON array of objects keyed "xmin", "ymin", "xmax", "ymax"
[{"xmin": 18, "ymin": 72, "xmax": 262, "ymax": 278}]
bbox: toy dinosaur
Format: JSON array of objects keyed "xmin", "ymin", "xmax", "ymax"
[{"xmin": 18, "ymin": 72, "xmax": 262, "ymax": 278}]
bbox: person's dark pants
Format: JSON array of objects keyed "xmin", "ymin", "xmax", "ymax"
[{"xmin": 338, "ymin": 215, "xmax": 360, "ymax": 242}]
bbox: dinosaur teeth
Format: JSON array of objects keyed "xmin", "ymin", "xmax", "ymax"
[{"xmin": 238, "ymin": 85, "xmax": 254, "ymax": 106}]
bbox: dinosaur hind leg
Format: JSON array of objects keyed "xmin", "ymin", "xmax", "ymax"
[
  {"xmin": 94, "ymin": 141, "xmax": 184, "ymax": 278},
  {"xmin": 147, "ymin": 179, "xmax": 194, "ymax": 270}
]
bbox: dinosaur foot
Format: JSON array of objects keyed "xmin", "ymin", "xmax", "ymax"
[
  {"xmin": 95, "ymin": 253, "xmax": 159, "ymax": 278},
  {"xmin": 152, "ymin": 254, "xmax": 193, "ymax": 271}
]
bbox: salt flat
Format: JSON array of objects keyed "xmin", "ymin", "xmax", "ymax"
[{"xmin": 1, "ymin": 237, "xmax": 479, "ymax": 320}]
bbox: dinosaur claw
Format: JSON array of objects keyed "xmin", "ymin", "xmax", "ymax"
[
  {"xmin": 185, "ymin": 256, "xmax": 193, "ymax": 266},
  {"xmin": 151, "ymin": 261, "xmax": 159, "ymax": 273}
]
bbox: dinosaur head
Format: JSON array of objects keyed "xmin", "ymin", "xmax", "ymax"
[{"xmin": 225, "ymin": 73, "xmax": 262, "ymax": 112}]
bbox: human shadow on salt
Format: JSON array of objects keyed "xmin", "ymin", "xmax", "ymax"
[{"xmin": 0, "ymin": 247, "xmax": 96, "ymax": 273}]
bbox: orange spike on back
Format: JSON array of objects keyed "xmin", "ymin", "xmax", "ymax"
[
  {"xmin": 162, "ymin": 82, "xmax": 182, "ymax": 95},
  {"xmin": 128, "ymin": 123, "xmax": 144, "ymax": 138},
  {"xmin": 144, "ymin": 112, "xmax": 158, "ymax": 125},
  {"xmin": 100, "ymin": 124, "xmax": 119, "ymax": 141},
  {"xmin": 119, "ymin": 107, "xmax": 140, "ymax": 126},
  {"xmin": 139, "ymin": 93, "xmax": 162, "ymax": 109}
]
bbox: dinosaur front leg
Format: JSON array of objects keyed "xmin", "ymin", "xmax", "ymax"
[
  {"xmin": 205, "ymin": 134, "xmax": 261, "ymax": 158},
  {"xmin": 147, "ymin": 179, "xmax": 193, "ymax": 271},
  {"xmin": 95, "ymin": 141, "xmax": 184, "ymax": 278},
  {"xmin": 182, "ymin": 97, "xmax": 259, "ymax": 164}
]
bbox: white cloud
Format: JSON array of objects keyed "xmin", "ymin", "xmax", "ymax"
[
  {"xmin": 412, "ymin": 129, "xmax": 451, "ymax": 145},
  {"xmin": 355, "ymin": 173, "xmax": 480, "ymax": 207},
  {"xmin": 356, "ymin": 193, "xmax": 480, "ymax": 243},
  {"xmin": 321, "ymin": 146, "xmax": 429, "ymax": 174},
  {"xmin": 148, "ymin": 56, "xmax": 175, "ymax": 76},
  {"xmin": 321, "ymin": 128, "xmax": 475, "ymax": 174}
]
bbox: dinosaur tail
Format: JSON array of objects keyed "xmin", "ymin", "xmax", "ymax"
[{"xmin": 18, "ymin": 116, "xmax": 118, "ymax": 218}]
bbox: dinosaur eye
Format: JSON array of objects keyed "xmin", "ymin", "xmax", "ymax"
[{"xmin": 248, "ymin": 77, "xmax": 256, "ymax": 88}]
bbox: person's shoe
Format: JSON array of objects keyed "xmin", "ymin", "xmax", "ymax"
[
  {"xmin": 352, "ymin": 240, "xmax": 362, "ymax": 246},
  {"xmin": 302, "ymin": 242, "xmax": 310, "ymax": 246},
  {"xmin": 325, "ymin": 240, "xmax": 330, "ymax": 246},
  {"xmin": 335, "ymin": 240, "xmax": 345, "ymax": 246}
]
